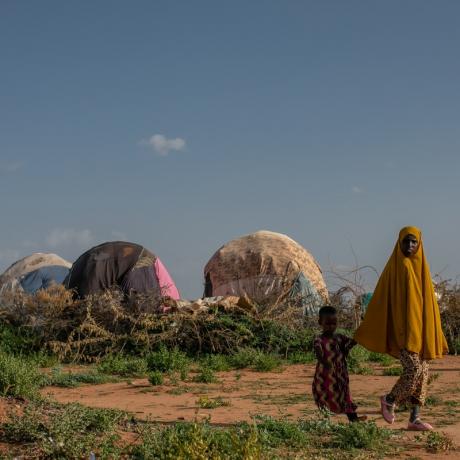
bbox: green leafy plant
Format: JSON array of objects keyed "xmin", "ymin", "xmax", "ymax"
[
  {"xmin": 252, "ymin": 352, "xmax": 282, "ymax": 372},
  {"xmin": 196, "ymin": 396, "xmax": 230, "ymax": 409},
  {"xmin": 193, "ymin": 365, "xmax": 218, "ymax": 383},
  {"xmin": 368, "ymin": 352, "xmax": 395, "ymax": 366},
  {"xmin": 199, "ymin": 354, "xmax": 231, "ymax": 372},
  {"xmin": 425, "ymin": 431, "xmax": 454, "ymax": 453},
  {"xmin": 44, "ymin": 367, "xmax": 118, "ymax": 387},
  {"xmin": 146, "ymin": 347, "xmax": 190, "ymax": 375},
  {"xmin": 0, "ymin": 352, "xmax": 43, "ymax": 399},
  {"xmin": 148, "ymin": 371, "xmax": 164, "ymax": 386},
  {"xmin": 97, "ymin": 354, "xmax": 148, "ymax": 377},
  {"xmin": 383, "ymin": 366, "xmax": 403, "ymax": 376}
]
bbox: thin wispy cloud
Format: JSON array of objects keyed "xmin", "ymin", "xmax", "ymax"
[
  {"xmin": 140, "ymin": 134, "xmax": 186, "ymax": 156},
  {"xmin": 45, "ymin": 228, "xmax": 94, "ymax": 249}
]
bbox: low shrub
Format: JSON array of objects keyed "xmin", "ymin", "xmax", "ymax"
[
  {"xmin": 2, "ymin": 402, "xmax": 125, "ymax": 458},
  {"xmin": 44, "ymin": 367, "xmax": 117, "ymax": 387},
  {"xmin": 193, "ymin": 365, "xmax": 218, "ymax": 383},
  {"xmin": 146, "ymin": 347, "xmax": 190, "ymax": 374},
  {"xmin": 253, "ymin": 352, "xmax": 282, "ymax": 372},
  {"xmin": 368, "ymin": 352, "xmax": 395, "ymax": 366},
  {"xmin": 131, "ymin": 421, "xmax": 263, "ymax": 460},
  {"xmin": 196, "ymin": 396, "xmax": 230, "ymax": 409},
  {"xmin": 383, "ymin": 366, "xmax": 403, "ymax": 376},
  {"xmin": 287, "ymin": 351, "xmax": 316, "ymax": 364},
  {"xmin": 347, "ymin": 345, "xmax": 373, "ymax": 374},
  {"xmin": 331, "ymin": 420, "xmax": 393, "ymax": 450},
  {"xmin": 199, "ymin": 354, "xmax": 231, "ymax": 372},
  {"xmin": 148, "ymin": 371, "xmax": 164, "ymax": 386},
  {"xmin": 0, "ymin": 352, "xmax": 43, "ymax": 399},
  {"xmin": 97, "ymin": 355, "xmax": 148, "ymax": 377},
  {"xmin": 254, "ymin": 416, "xmax": 309, "ymax": 448},
  {"xmin": 229, "ymin": 347, "xmax": 258, "ymax": 369},
  {"xmin": 425, "ymin": 431, "xmax": 455, "ymax": 453}
]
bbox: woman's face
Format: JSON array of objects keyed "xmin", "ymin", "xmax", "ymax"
[{"xmin": 401, "ymin": 234, "xmax": 419, "ymax": 257}]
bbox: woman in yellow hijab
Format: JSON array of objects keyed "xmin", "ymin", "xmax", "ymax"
[{"xmin": 354, "ymin": 226, "xmax": 448, "ymax": 431}]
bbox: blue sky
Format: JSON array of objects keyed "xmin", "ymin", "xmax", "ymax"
[{"xmin": 1, "ymin": 1, "xmax": 459, "ymax": 298}]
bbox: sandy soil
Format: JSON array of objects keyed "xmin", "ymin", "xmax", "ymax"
[{"xmin": 39, "ymin": 355, "xmax": 460, "ymax": 458}]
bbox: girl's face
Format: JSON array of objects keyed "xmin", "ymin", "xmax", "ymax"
[
  {"xmin": 319, "ymin": 314, "xmax": 337, "ymax": 334},
  {"xmin": 401, "ymin": 234, "xmax": 419, "ymax": 257}
]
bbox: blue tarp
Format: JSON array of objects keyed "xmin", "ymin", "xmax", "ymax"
[
  {"xmin": 19, "ymin": 265, "xmax": 70, "ymax": 293},
  {"xmin": 289, "ymin": 271, "xmax": 324, "ymax": 316}
]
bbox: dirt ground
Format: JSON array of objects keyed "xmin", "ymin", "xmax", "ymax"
[{"xmin": 40, "ymin": 356, "xmax": 460, "ymax": 459}]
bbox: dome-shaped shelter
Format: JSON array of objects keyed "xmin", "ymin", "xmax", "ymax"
[
  {"xmin": 0, "ymin": 253, "xmax": 72, "ymax": 294},
  {"xmin": 203, "ymin": 230, "xmax": 328, "ymax": 314},
  {"xmin": 65, "ymin": 241, "xmax": 180, "ymax": 300}
]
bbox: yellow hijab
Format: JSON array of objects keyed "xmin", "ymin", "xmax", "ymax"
[{"xmin": 354, "ymin": 226, "xmax": 448, "ymax": 360}]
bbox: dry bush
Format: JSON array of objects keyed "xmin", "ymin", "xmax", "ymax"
[
  {"xmin": 0, "ymin": 286, "xmax": 313, "ymax": 362},
  {"xmin": 435, "ymin": 279, "xmax": 460, "ymax": 354}
]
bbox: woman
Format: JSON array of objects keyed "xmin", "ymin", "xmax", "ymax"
[{"xmin": 354, "ymin": 226, "xmax": 448, "ymax": 431}]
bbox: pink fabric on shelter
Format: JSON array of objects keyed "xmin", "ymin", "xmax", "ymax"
[{"xmin": 154, "ymin": 258, "xmax": 180, "ymax": 300}]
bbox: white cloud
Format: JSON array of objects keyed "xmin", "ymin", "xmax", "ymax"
[
  {"xmin": 45, "ymin": 228, "xmax": 94, "ymax": 249},
  {"xmin": 0, "ymin": 161, "xmax": 24, "ymax": 173},
  {"xmin": 140, "ymin": 134, "xmax": 186, "ymax": 156},
  {"xmin": 352, "ymin": 186, "xmax": 363, "ymax": 194}
]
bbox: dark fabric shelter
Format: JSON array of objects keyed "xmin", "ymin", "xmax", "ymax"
[{"xmin": 65, "ymin": 241, "xmax": 179, "ymax": 299}]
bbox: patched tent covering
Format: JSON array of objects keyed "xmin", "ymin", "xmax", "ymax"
[
  {"xmin": 0, "ymin": 253, "xmax": 72, "ymax": 294},
  {"xmin": 65, "ymin": 241, "xmax": 180, "ymax": 300},
  {"xmin": 204, "ymin": 231, "xmax": 328, "ymax": 314}
]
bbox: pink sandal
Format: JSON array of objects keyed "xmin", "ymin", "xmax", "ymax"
[
  {"xmin": 407, "ymin": 419, "xmax": 433, "ymax": 431},
  {"xmin": 380, "ymin": 395, "xmax": 395, "ymax": 424}
]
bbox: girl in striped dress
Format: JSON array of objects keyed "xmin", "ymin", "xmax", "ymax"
[{"xmin": 312, "ymin": 306, "xmax": 366, "ymax": 422}]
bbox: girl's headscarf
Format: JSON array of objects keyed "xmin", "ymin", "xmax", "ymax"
[{"xmin": 354, "ymin": 226, "xmax": 448, "ymax": 360}]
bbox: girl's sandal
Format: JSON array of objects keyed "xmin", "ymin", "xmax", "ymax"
[
  {"xmin": 407, "ymin": 419, "xmax": 433, "ymax": 431},
  {"xmin": 380, "ymin": 395, "xmax": 395, "ymax": 424}
]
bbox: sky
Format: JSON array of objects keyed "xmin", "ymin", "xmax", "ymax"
[{"xmin": 1, "ymin": 1, "xmax": 459, "ymax": 298}]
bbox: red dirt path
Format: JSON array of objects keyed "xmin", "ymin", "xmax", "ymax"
[{"xmin": 41, "ymin": 356, "xmax": 460, "ymax": 458}]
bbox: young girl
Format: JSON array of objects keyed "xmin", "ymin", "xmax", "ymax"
[{"xmin": 312, "ymin": 305, "xmax": 366, "ymax": 422}]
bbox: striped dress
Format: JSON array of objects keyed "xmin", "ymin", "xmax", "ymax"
[{"xmin": 312, "ymin": 333, "xmax": 357, "ymax": 414}]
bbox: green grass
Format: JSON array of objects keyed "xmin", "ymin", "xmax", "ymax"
[
  {"xmin": 368, "ymin": 352, "xmax": 395, "ymax": 366},
  {"xmin": 1, "ymin": 401, "xmax": 126, "ymax": 458},
  {"xmin": 347, "ymin": 345, "xmax": 373, "ymax": 375},
  {"xmin": 253, "ymin": 352, "xmax": 282, "ymax": 372},
  {"xmin": 196, "ymin": 396, "xmax": 231, "ymax": 409},
  {"xmin": 193, "ymin": 365, "xmax": 218, "ymax": 383},
  {"xmin": 228, "ymin": 348, "xmax": 282, "ymax": 372},
  {"xmin": 228, "ymin": 347, "xmax": 259, "ymax": 369},
  {"xmin": 146, "ymin": 347, "xmax": 190, "ymax": 374},
  {"xmin": 97, "ymin": 354, "xmax": 148, "ymax": 377},
  {"xmin": 425, "ymin": 431, "xmax": 455, "ymax": 453},
  {"xmin": 254, "ymin": 415, "xmax": 310, "ymax": 448},
  {"xmin": 0, "ymin": 352, "xmax": 44, "ymax": 399},
  {"xmin": 131, "ymin": 420, "xmax": 263, "ymax": 459},
  {"xmin": 148, "ymin": 370, "xmax": 164, "ymax": 386},
  {"xmin": 0, "ymin": 401, "xmax": 402, "ymax": 459},
  {"xmin": 287, "ymin": 351, "xmax": 316, "ymax": 364},
  {"xmin": 44, "ymin": 367, "xmax": 119, "ymax": 387},
  {"xmin": 383, "ymin": 366, "xmax": 403, "ymax": 376},
  {"xmin": 425, "ymin": 395, "xmax": 442, "ymax": 406},
  {"xmin": 199, "ymin": 354, "xmax": 231, "ymax": 372}
]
